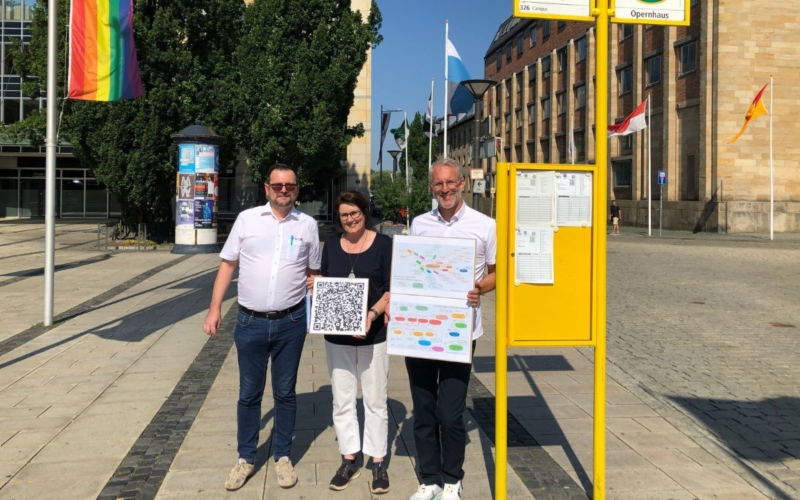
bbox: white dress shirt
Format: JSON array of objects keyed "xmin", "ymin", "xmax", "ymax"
[
  {"xmin": 220, "ymin": 203, "xmax": 321, "ymax": 312},
  {"xmin": 410, "ymin": 203, "xmax": 497, "ymax": 340}
]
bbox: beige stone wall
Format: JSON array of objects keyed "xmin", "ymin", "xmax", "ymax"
[
  {"xmin": 346, "ymin": 0, "xmax": 372, "ymax": 194},
  {"xmin": 713, "ymin": 0, "xmax": 800, "ymax": 205}
]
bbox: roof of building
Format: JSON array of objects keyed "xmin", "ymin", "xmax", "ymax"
[{"xmin": 485, "ymin": 16, "xmax": 533, "ymax": 58}]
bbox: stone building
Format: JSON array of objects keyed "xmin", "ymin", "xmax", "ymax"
[{"xmin": 481, "ymin": 1, "xmax": 800, "ymax": 232}]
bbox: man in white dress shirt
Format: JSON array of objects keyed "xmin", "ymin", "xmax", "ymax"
[
  {"xmin": 203, "ymin": 164, "xmax": 320, "ymax": 491},
  {"xmin": 406, "ymin": 158, "xmax": 497, "ymax": 500}
]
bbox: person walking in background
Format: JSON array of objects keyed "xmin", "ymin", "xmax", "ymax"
[
  {"xmin": 406, "ymin": 159, "xmax": 497, "ymax": 500},
  {"xmin": 307, "ymin": 190, "xmax": 392, "ymax": 494},
  {"xmin": 610, "ymin": 200, "xmax": 622, "ymax": 235},
  {"xmin": 203, "ymin": 164, "xmax": 320, "ymax": 492}
]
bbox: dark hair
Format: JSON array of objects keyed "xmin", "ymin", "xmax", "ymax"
[
  {"xmin": 333, "ymin": 190, "xmax": 374, "ymax": 232},
  {"xmin": 266, "ymin": 163, "xmax": 297, "ymax": 184}
]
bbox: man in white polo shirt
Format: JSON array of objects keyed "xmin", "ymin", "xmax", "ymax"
[
  {"xmin": 406, "ymin": 158, "xmax": 497, "ymax": 500},
  {"xmin": 203, "ymin": 164, "xmax": 320, "ymax": 492}
]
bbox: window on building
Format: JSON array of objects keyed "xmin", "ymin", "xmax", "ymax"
[
  {"xmin": 576, "ymin": 131, "xmax": 585, "ymax": 160},
  {"xmin": 530, "ymin": 25, "xmax": 537, "ymax": 47},
  {"xmin": 646, "ymin": 55, "xmax": 662, "ymax": 86},
  {"xmin": 557, "ymin": 136, "xmax": 566, "ymax": 162},
  {"xmin": 543, "ymin": 21, "xmax": 551, "ymax": 38},
  {"xmin": 542, "ymin": 55, "xmax": 551, "ymax": 79},
  {"xmin": 619, "ymin": 67, "xmax": 632, "ymax": 95},
  {"xmin": 506, "ymin": 42, "xmax": 512, "ymax": 62},
  {"xmin": 557, "ymin": 92, "xmax": 566, "ymax": 115},
  {"xmin": 613, "ymin": 160, "xmax": 632, "ymax": 187},
  {"xmin": 620, "ymin": 135, "xmax": 633, "ymax": 150},
  {"xmin": 515, "ymin": 108, "xmax": 522, "ymax": 130},
  {"xmin": 691, "ymin": 0, "xmax": 697, "ymax": 5},
  {"xmin": 558, "ymin": 20, "xmax": 566, "ymax": 29},
  {"xmin": 542, "ymin": 98, "xmax": 551, "ymax": 119},
  {"xmin": 541, "ymin": 140, "xmax": 550, "ymax": 162},
  {"xmin": 620, "ymin": 24, "xmax": 633, "ymax": 41},
  {"xmin": 577, "ymin": 37, "xmax": 587, "ymax": 62},
  {"xmin": 680, "ymin": 42, "xmax": 697, "ymax": 75},
  {"xmin": 517, "ymin": 35, "xmax": 524, "ymax": 56},
  {"xmin": 557, "ymin": 48, "xmax": 567, "ymax": 72},
  {"xmin": 528, "ymin": 103, "xmax": 536, "ymax": 124},
  {"xmin": 575, "ymin": 85, "xmax": 586, "ymax": 109},
  {"xmin": 496, "ymin": 50, "xmax": 502, "ymax": 70},
  {"xmin": 23, "ymin": 0, "xmax": 35, "ymax": 20}
]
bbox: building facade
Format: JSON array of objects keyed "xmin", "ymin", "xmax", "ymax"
[{"xmin": 482, "ymin": 2, "xmax": 800, "ymax": 233}]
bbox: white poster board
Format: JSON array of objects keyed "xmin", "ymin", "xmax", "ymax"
[
  {"xmin": 390, "ymin": 235, "xmax": 476, "ymax": 299},
  {"xmin": 309, "ymin": 278, "xmax": 369, "ymax": 335},
  {"xmin": 387, "ymin": 295, "xmax": 474, "ymax": 363}
]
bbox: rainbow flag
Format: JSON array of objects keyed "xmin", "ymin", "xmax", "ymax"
[{"xmin": 68, "ymin": 0, "xmax": 144, "ymax": 101}]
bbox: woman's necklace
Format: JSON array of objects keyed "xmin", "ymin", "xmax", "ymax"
[{"xmin": 345, "ymin": 232, "xmax": 368, "ymax": 279}]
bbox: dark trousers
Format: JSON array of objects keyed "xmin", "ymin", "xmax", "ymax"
[
  {"xmin": 234, "ymin": 305, "xmax": 307, "ymax": 462},
  {"xmin": 405, "ymin": 344, "xmax": 475, "ymax": 486}
]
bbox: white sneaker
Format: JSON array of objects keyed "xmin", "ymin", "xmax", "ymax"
[
  {"xmin": 409, "ymin": 483, "xmax": 443, "ymax": 500},
  {"xmin": 441, "ymin": 481, "xmax": 462, "ymax": 500}
]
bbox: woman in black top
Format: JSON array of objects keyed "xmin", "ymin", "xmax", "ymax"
[{"xmin": 307, "ymin": 190, "xmax": 392, "ymax": 494}]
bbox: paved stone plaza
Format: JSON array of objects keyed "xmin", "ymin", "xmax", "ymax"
[{"xmin": 0, "ymin": 222, "xmax": 798, "ymax": 499}]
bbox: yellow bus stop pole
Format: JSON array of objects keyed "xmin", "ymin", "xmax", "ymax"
[
  {"xmin": 495, "ymin": 160, "xmax": 509, "ymax": 500},
  {"xmin": 593, "ymin": 0, "xmax": 609, "ymax": 498}
]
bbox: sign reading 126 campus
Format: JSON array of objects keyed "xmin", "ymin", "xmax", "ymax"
[{"xmin": 612, "ymin": 0, "xmax": 690, "ymax": 26}]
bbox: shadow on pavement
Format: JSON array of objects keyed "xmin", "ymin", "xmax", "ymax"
[
  {"xmin": 669, "ymin": 395, "xmax": 799, "ymax": 499},
  {"xmin": 0, "ymin": 270, "xmax": 229, "ymax": 370}
]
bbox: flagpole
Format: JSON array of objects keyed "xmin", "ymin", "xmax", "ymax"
[
  {"xmin": 647, "ymin": 93, "xmax": 653, "ymax": 236},
  {"xmin": 405, "ymin": 111, "xmax": 410, "ymax": 233},
  {"xmin": 44, "ymin": 0, "xmax": 58, "ymax": 326},
  {"xmin": 444, "ymin": 20, "xmax": 449, "ymax": 158},
  {"xmin": 769, "ymin": 75, "xmax": 773, "ymax": 241},
  {"xmin": 429, "ymin": 78, "xmax": 434, "ymax": 171}
]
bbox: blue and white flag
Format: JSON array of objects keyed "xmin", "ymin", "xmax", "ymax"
[{"xmin": 446, "ymin": 38, "xmax": 472, "ymax": 116}]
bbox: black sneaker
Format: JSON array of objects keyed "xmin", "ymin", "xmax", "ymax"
[
  {"xmin": 329, "ymin": 459, "xmax": 360, "ymax": 491},
  {"xmin": 370, "ymin": 461, "xmax": 390, "ymax": 494}
]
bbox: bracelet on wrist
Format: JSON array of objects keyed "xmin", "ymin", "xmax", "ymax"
[{"xmin": 368, "ymin": 308, "xmax": 379, "ymax": 320}]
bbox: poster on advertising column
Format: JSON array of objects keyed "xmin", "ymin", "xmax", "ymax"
[
  {"xmin": 177, "ymin": 200, "xmax": 194, "ymax": 226},
  {"xmin": 179, "ymin": 144, "xmax": 196, "ymax": 173},
  {"xmin": 195, "ymin": 145, "xmax": 218, "ymax": 173},
  {"xmin": 194, "ymin": 200, "xmax": 216, "ymax": 229}
]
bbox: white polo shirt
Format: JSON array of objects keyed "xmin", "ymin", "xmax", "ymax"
[
  {"xmin": 410, "ymin": 202, "xmax": 497, "ymax": 340},
  {"xmin": 220, "ymin": 203, "xmax": 321, "ymax": 312}
]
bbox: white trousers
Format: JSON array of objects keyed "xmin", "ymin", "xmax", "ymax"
[{"xmin": 325, "ymin": 341, "xmax": 389, "ymax": 459}]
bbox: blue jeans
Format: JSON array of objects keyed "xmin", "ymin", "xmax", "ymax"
[{"xmin": 234, "ymin": 304, "xmax": 307, "ymax": 462}]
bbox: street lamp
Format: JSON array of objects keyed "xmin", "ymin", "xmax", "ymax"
[
  {"xmin": 387, "ymin": 149, "xmax": 401, "ymax": 183},
  {"xmin": 460, "ymin": 79, "xmax": 497, "ymax": 210}
]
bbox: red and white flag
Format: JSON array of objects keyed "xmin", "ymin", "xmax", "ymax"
[{"xmin": 608, "ymin": 99, "xmax": 648, "ymax": 137}]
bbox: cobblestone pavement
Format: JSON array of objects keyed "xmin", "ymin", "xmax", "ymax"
[{"xmin": 604, "ymin": 235, "xmax": 800, "ymax": 497}]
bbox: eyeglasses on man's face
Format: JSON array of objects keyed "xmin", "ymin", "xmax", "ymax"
[
  {"xmin": 268, "ymin": 183, "xmax": 298, "ymax": 192},
  {"xmin": 339, "ymin": 210, "xmax": 363, "ymax": 221},
  {"xmin": 430, "ymin": 179, "xmax": 461, "ymax": 191}
]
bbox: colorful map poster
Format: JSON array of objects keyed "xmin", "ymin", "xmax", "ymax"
[
  {"xmin": 390, "ymin": 235, "xmax": 476, "ymax": 299},
  {"xmin": 387, "ymin": 296, "xmax": 474, "ymax": 363}
]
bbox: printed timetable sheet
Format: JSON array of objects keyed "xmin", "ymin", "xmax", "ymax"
[
  {"xmin": 555, "ymin": 172, "xmax": 593, "ymax": 226},
  {"xmin": 516, "ymin": 171, "xmax": 555, "ymax": 226},
  {"xmin": 514, "ymin": 227, "xmax": 554, "ymax": 284}
]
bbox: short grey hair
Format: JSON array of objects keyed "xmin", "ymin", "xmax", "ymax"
[{"xmin": 429, "ymin": 158, "xmax": 465, "ymax": 183}]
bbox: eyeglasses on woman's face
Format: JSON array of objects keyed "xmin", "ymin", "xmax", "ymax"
[
  {"xmin": 268, "ymin": 183, "xmax": 298, "ymax": 192},
  {"xmin": 339, "ymin": 210, "xmax": 363, "ymax": 221}
]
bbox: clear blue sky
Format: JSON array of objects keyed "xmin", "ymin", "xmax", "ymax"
[{"xmin": 370, "ymin": 0, "xmax": 512, "ymax": 175}]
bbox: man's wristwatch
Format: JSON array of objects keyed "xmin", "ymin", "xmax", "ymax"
[
  {"xmin": 475, "ymin": 284, "xmax": 482, "ymax": 296},
  {"xmin": 368, "ymin": 308, "xmax": 379, "ymax": 320}
]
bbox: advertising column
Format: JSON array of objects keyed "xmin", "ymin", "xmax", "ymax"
[{"xmin": 172, "ymin": 123, "xmax": 223, "ymax": 254}]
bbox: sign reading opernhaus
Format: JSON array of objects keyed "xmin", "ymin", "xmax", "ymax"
[{"xmin": 611, "ymin": 0, "xmax": 689, "ymax": 26}]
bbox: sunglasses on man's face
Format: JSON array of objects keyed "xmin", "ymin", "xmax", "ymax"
[{"xmin": 268, "ymin": 183, "xmax": 298, "ymax": 192}]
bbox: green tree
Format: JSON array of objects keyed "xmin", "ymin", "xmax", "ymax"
[
  {"xmin": 373, "ymin": 112, "xmax": 438, "ymax": 223},
  {"xmin": 6, "ymin": 0, "xmax": 246, "ymax": 229},
  {"xmin": 234, "ymin": 0, "xmax": 383, "ymax": 202}
]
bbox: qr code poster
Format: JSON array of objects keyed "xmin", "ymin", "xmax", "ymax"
[{"xmin": 309, "ymin": 278, "xmax": 369, "ymax": 335}]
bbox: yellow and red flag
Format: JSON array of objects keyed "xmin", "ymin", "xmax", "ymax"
[{"xmin": 728, "ymin": 83, "xmax": 769, "ymax": 144}]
